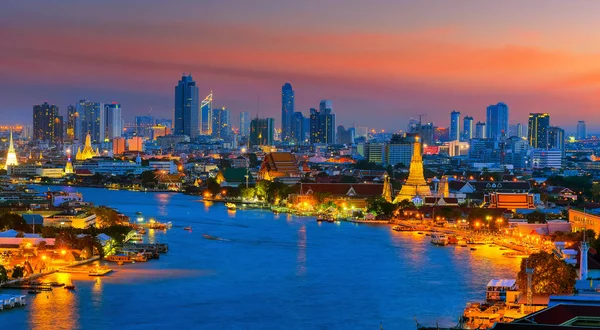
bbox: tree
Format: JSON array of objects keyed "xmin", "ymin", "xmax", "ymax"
[
  {"xmin": 12, "ymin": 265, "xmax": 24, "ymax": 279},
  {"xmin": 366, "ymin": 196, "xmax": 395, "ymax": 218},
  {"xmin": 0, "ymin": 265, "xmax": 7, "ymax": 283},
  {"xmin": 140, "ymin": 170, "xmax": 158, "ymax": 186},
  {"xmin": 206, "ymin": 178, "xmax": 221, "ymax": 195},
  {"xmin": 0, "ymin": 212, "xmax": 31, "ymax": 232},
  {"xmin": 340, "ymin": 175, "xmax": 358, "ymax": 183},
  {"xmin": 526, "ymin": 211, "xmax": 546, "ymax": 224},
  {"xmin": 517, "ymin": 252, "xmax": 577, "ymax": 295},
  {"xmin": 91, "ymin": 206, "xmax": 122, "ymax": 227},
  {"xmin": 240, "ymin": 187, "xmax": 256, "ymax": 200}
]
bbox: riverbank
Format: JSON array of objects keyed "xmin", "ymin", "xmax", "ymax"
[{"xmin": 0, "ymin": 256, "xmax": 100, "ymax": 288}]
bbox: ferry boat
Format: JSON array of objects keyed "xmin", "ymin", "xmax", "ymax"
[
  {"xmin": 447, "ymin": 236, "xmax": 459, "ymax": 244},
  {"xmin": 226, "ymin": 202, "xmax": 236, "ymax": 210},
  {"xmin": 105, "ymin": 254, "xmax": 135, "ymax": 263},
  {"xmin": 316, "ymin": 214, "xmax": 335, "ymax": 223},
  {"xmin": 502, "ymin": 251, "xmax": 529, "ymax": 258},
  {"xmin": 430, "ymin": 233, "xmax": 448, "ymax": 246},
  {"xmin": 137, "ymin": 228, "xmax": 147, "ymax": 235},
  {"xmin": 183, "ymin": 226, "xmax": 192, "ymax": 231},
  {"xmin": 88, "ymin": 267, "xmax": 113, "ymax": 276}
]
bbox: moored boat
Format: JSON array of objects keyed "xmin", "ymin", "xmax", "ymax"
[
  {"xmin": 183, "ymin": 226, "xmax": 192, "ymax": 231},
  {"xmin": 226, "ymin": 202, "xmax": 236, "ymax": 210},
  {"xmin": 431, "ymin": 233, "xmax": 448, "ymax": 246}
]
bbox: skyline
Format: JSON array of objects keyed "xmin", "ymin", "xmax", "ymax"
[{"xmin": 2, "ymin": 1, "xmax": 600, "ymax": 131}]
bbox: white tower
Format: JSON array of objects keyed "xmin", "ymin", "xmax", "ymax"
[
  {"xmin": 4, "ymin": 129, "xmax": 18, "ymax": 170},
  {"xmin": 580, "ymin": 231, "xmax": 590, "ymax": 280}
]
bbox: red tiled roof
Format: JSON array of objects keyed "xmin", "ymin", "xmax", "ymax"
[
  {"xmin": 300, "ymin": 183, "xmax": 383, "ymax": 196},
  {"xmin": 75, "ymin": 169, "xmax": 93, "ymax": 176}
]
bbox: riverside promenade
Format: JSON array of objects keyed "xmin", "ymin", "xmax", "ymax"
[{"xmin": 0, "ymin": 256, "xmax": 100, "ymax": 288}]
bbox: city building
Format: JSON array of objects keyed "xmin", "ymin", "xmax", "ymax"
[
  {"xmin": 4, "ymin": 129, "xmax": 18, "ymax": 170},
  {"xmin": 54, "ymin": 115, "xmax": 64, "ymax": 143},
  {"xmin": 291, "ymin": 111, "xmax": 305, "ymax": 144},
  {"xmin": 463, "ymin": 116, "xmax": 474, "ymax": 141},
  {"xmin": 174, "ymin": 74, "xmax": 199, "ymax": 138},
  {"xmin": 446, "ymin": 140, "xmax": 470, "ymax": 157},
  {"xmin": 134, "ymin": 115, "xmax": 154, "ymax": 137},
  {"xmin": 367, "ymin": 143, "xmax": 387, "ymax": 164},
  {"xmin": 337, "ymin": 125, "xmax": 354, "ymax": 145},
  {"xmin": 394, "ymin": 136, "xmax": 432, "ymax": 203},
  {"xmin": 290, "ymin": 183, "xmax": 385, "ymax": 209},
  {"xmin": 249, "ymin": 117, "xmax": 275, "ymax": 147},
  {"xmin": 309, "ymin": 104, "xmax": 336, "ymax": 144},
  {"xmin": 212, "ymin": 106, "xmax": 231, "ymax": 141},
  {"xmin": 420, "ymin": 123, "xmax": 435, "ymax": 146},
  {"xmin": 486, "ymin": 102, "xmax": 509, "ymax": 140},
  {"xmin": 475, "ymin": 121, "xmax": 487, "ymax": 139},
  {"xmin": 547, "ymin": 126, "xmax": 565, "ymax": 157},
  {"xmin": 103, "ymin": 103, "xmax": 122, "ymax": 140},
  {"xmin": 530, "ymin": 149, "xmax": 562, "ymax": 169},
  {"xmin": 239, "ymin": 111, "xmax": 250, "ymax": 137},
  {"xmin": 577, "ymin": 120, "xmax": 587, "ymax": 140},
  {"xmin": 258, "ymin": 152, "xmax": 303, "ymax": 184},
  {"xmin": 127, "ymin": 136, "xmax": 144, "ymax": 152},
  {"xmin": 449, "ymin": 110, "xmax": 460, "ymax": 141},
  {"xmin": 75, "ymin": 99, "xmax": 104, "ymax": 143},
  {"xmin": 149, "ymin": 160, "xmax": 178, "ymax": 174},
  {"xmin": 527, "ymin": 113, "xmax": 550, "ymax": 148},
  {"xmin": 66, "ymin": 105, "xmax": 76, "ymax": 141},
  {"xmin": 281, "ymin": 82, "xmax": 295, "ymax": 142},
  {"xmin": 201, "ymin": 92, "xmax": 212, "ymax": 135},
  {"xmin": 112, "ymin": 137, "xmax": 126, "ymax": 155},
  {"xmin": 33, "ymin": 102, "xmax": 59, "ymax": 143},
  {"xmin": 387, "ymin": 134, "xmax": 414, "ymax": 167}
]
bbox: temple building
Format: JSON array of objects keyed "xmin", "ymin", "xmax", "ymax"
[
  {"xmin": 382, "ymin": 173, "xmax": 393, "ymax": 203},
  {"xmin": 394, "ymin": 136, "xmax": 432, "ymax": 203},
  {"xmin": 4, "ymin": 129, "xmax": 18, "ymax": 170},
  {"xmin": 76, "ymin": 133, "xmax": 98, "ymax": 161},
  {"xmin": 258, "ymin": 152, "xmax": 303, "ymax": 184}
]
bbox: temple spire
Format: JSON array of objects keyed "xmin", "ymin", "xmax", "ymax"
[
  {"xmin": 4, "ymin": 129, "xmax": 18, "ymax": 170},
  {"xmin": 393, "ymin": 136, "xmax": 431, "ymax": 203},
  {"xmin": 382, "ymin": 172, "xmax": 393, "ymax": 203}
]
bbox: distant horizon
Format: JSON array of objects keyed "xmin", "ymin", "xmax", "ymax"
[{"xmin": 2, "ymin": 1, "xmax": 600, "ymax": 132}]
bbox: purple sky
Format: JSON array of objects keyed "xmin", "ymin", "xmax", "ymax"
[{"xmin": 2, "ymin": 1, "xmax": 600, "ymax": 132}]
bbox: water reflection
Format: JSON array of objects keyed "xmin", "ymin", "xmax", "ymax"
[
  {"xmin": 29, "ymin": 273, "xmax": 78, "ymax": 330},
  {"xmin": 92, "ymin": 278, "xmax": 103, "ymax": 309},
  {"xmin": 155, "ymin": 193, "xmax": 172, "ymax": 216},
  {"xmin": 296, "ymin": 225, "xmax": 307, "ymax": 276}
]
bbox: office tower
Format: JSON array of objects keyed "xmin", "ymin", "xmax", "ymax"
[
  {"xmin": 302, "ymin": 117, "xmax": 311, "ymax": 142},
  {"xmin": 577, "ymin": 120, "xmax": 587, "ymax": 140},
  {"xmin": 201, "ymin": 92, "xmax": 213, "ymax": 135},
  {"xmin": 434, "ymin": 127, "xmax": 449, "ymax": 143},
  {"xmin": 528, "ymin": 113, "xmax": 550, "ymax": 148},
  {"xmin": 54, "ymin": 116, "xmax": 64, "ymax": 143},
  {"xmin": 75, "ymin": 99, "xmax": 104, "ymax": 143},
  {"xmin": 212, "ymin": 106, "xmax": 231, "ymax": 141},
  {"xmin": 174, "ymin": 74, "xmax": 199, "ymax": 138},
  {"xmin": 291, "ymin": 111, "xmax": 305, "ymax": 143},
  {"xmin": 67, "ymin": 105, "xmax": 76, "ymax": 141},
  {"xmin": 516, "ymin": 123, "xmax": 525, "ymax": 139},
  {"xmin": 407, "ymin": 118, "xmax": 420, "ymax": 133},
  {"xmin": 337, "ymin": 125, "xmax": 355, "ymax": 145},
  {"xmin": 449, "ymin": 110, "xmax": 461, "ymax": 141},
  {"xmin": 33, "ymin": 102, "xmax": 59, "ymax": 143},
  {"xmin": 21, "ymin": 125, "xmax": 33, "ymax": 140},
  {"xmin": 250, "ymin": 117, "xmax": 274, "ymax": 146},
  {"xmin": 104, "ymin": 103, "xmax": 122, "ymax": 140},
  {"xmin": 462, "ymin": 116, "xmax": 473, "ymax": 141},
  {"xmin": 475, "ymin": 121, "xmax": 487, "ymax": 139},
  {"xmin": 387, "ymin": 134, "xmax": 414, "ymax": 167},
  {"xmin": 505, "ymin": 136, "xmax": 529, "ymax": 169},
  {"xmin": 281, "ymin": 83, "xmax": 295, "ymax": 142},
  {"xmin": 239, "ymin": 111, "xmax": 250, "ymax": 137},
  {"xmin": 486, "ymin": 102, "xmax": 509, "ymax": 140},
  {"xmin": 309, "ymin": 103, "xmax": 336, "ymax": 144},
  {"xmin": 548, "ymin": 126, "xmax": 565, "ymax": 157},
  {"xmin": 155, "ymin": 118, "xmax": 172, "ymax": 129},
  {"xmin": 420, "ymin": 123, "xmax": 435, "ymax": 146},
  {"xmin": 135, "ymin": 116, "xmax": 155, "ymax": 137}
]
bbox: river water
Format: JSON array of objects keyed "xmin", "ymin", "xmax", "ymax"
[{"xmin": 1, "ymin": 187, "xmax": 521, "ymax": 329}]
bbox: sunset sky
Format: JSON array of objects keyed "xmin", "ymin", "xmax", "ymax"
[{"xmin": 2, "ymin": 1, "xmax": 600, "ymax": 132}]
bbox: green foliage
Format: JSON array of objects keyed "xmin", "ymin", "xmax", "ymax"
[
  {"xmin": 517, "ymin": 252, "xmax": 577, "ymax": 294},
  {"xmin": 246, "ymin": 153, "xmax": 260, "ymax": 168},
  {"xmin": 140, "ymin": 170, "xmax": 158, "ymax": 186},
  {"xmin": 0, "ymin": 265, "xmax": 8, "ymax": 283},
  {"xmin": 340, "ymin": 175, "xmax": 358, "ymax": 183},
  {"xmin": 526, "ymin": 211, "xmax": 547, "ymax": 224},
  {"xmin": 366, "ymin": 196, "xmax": 396, "ymax": 217},
  {"xmin": 353, "ymin": 160, "xmax": 385, "ymax": 170},
  {"xmin": 0, "ymin": 212, "xmax": 31, "ymax": 232},
  {"xmin": 91, "ymin": 206, "xmax": 122, "ymax": 228},
  {"xmin": 313, "ymin": 192, "xmax": 332, "ymax": 205},
  {"xmin": 240, "ymin": 187, "xmax": 256, "ymax": 200},
  {"xmin": 206, "ymin": 178, "xmax": 221, "ymax": 195}
]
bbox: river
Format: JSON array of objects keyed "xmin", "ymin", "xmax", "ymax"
[{"xmin": 1, "ymin": 186, "xmax": 521, "ymax": 329}]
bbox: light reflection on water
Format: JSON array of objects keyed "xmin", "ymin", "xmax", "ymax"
[{"xmin": 9, "ymin": 187, "xmax": 522, "ymax": 329}]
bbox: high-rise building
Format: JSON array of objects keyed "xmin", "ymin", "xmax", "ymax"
[
  {"xmin": 527, "ymin": 113, "xmax": 550, "ymax": 148},
  {"xmin": 75, "ymin": 99, "xmax": 104, "ymax": 143},
  {"xmin": 239, "ymin": 111, "xmax": 250, "ymax": 137},
  {"xmin": 291, "ymin": 111, "xmax": 305, "ymax": 144},
  {"xmin": 174, "ymin": 74, "xmax": 199, "ymax": 138},
  {"xmin": 201, "ymin": 92, "xmax": 213, "ymax": 135},
  {"xmin": 104, "ymin": 103, "xmax": 122, "ymax": 140},
  {"xmin": 135, "ymin": 116, "xmax": 154, "ymax": 137},
  {"xmin": 548, "ymin": 126, "xmax": 565, "ymax": 159},
  {"xmin": 250, "ymin": 117, "xmax": 274, "ymax": 146},
  {"xmin": 33, "ymin": 102, "xmax": 59, "ymax": 143},
  {"xmin": 516, "ymin": 123, "xmax": 525, "ymax": 139},
  {"xmin": 54, "ymin": 116, "xmax": 64, "ymax": 143},
  {"xmin": 281, "ymin": 83, "xmax": 295, "ymax": 142},
  {"xmin": 486, "ymin": 102, "xmax": 509, "ymax": 140},
  {"xmin": 67, "ymin": 105, "xmax": 76, "ymax": 141},
  {"xmin": 449, "ymin": 110, "xmax": 461, "ymax": 141},
  {"xmin": 155, "ymin": 118, "xmax": 172, "ymax": 129},
  {"xmin": 420, "ymin": 123, "xmax": 435, "ymax": 146},
  {"xmin": 112, "ymin": 137, "xmax": 126, "ymax": 155},
  {"xmin": 212, "ymin": 107, "xmax": 231, "ymax": 141},
  {"xmin": 475, "ymin": 121, "xmax": 487, "ymax": 139},
  {"xmin": 462, "ymin": 116, "xmax": 474, "ymax": 141},
  {"xmin": 309, "ymin": 102, "xmax": 336, "ymax": 144},
  {"xmin": 387, "ymin": 134, "xmax": 414, "ymax": 167},
  {"xmin": 336, "ymin": 125, "xmax": 355, "ymax": 145},
  {"xmin": 577, "ymin": 120, "xmax": 587, "ymax": 140}
]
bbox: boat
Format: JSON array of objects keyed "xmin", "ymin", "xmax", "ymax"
[
  {"xmin": 226, "ymin": 202, "xmax": 236, "ymax": 210},
  {"xmin": 460, "ymin": 244, "xmax": 468, "ymax": 247},
  {"xmin": 316, "ymin": 214, "xmax": 335, "ymax": 223},
  {"xmin": 470, "ymin": 248, "xmax": 477, "ymax": 251},
  {"xmin": 447, "ymin": 236, "xmax": 459, "ymax": 244},
  {"xmin": 138, "ymin": 228, "xmax": 147, "ymax": 235},
  {"xmin": 88, "ymin": 267, "xmax": 113, "ymax": 276},
  {"xmin": 106, "ymin": 254, "xmax": 135, "ymax": 263},
  {"xmin": 183, "ymin": 226, "xmax": 192, "ymax": 231},
  {"xmin": 431, "ymin": 233, "xmax": 448, "ymax": 246},
  {"xmin": 49, "ymin": 282, "xmax": 64, "ymax": 287},
  {"xmin": 503, "ymin": 251, "xmax": 528, "ymax": 258},
  {"xmin": 28, "ymin": 290, "xmax": 41, "ymax": 294},
  {"xmin": 135, "ymin": 211, "xmax": 142, "ymax": 215},
  {"xmin": 64, "ymin": 282, "xmax": 75, "ymax": 290},
  {"xmin": 417, "ymin": 232, "xmax": 424, "ymax": 235}
]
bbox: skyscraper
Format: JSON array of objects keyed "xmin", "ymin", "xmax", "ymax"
[
  {"xmin": 281, "ymin": 83, "xmax": 295, "ymax": 142},
  {"xmin": 201, "ymin": 92, "xmax": 213, "ymax": 135},
  {"xmin": 75, "ymin": 99, "xmax": 104, "ymax": 143},
  {"xmin": 54, "ymin": 116, "xmax": 64, "ymax": 143},
  {"xmin": 527, "ymin": 113, "xmax": 550, "ymax": 148},
  {"xmin": 239, "ymin": 111, "xmax": 250, "ymax": 137},
  {"xmin": 449, "ymin": 110, "xmax": 460, "ymax": 141},
  {"xmin": 135, "ymin": 116, "xmax": 155, "ymax": 137},
  {"xmin": 577, "ymin": 120, "xmax": 587, "ymax": 140},
  {"xmin": 547, "ymin": 126, "xmax": 565, "ymax": 153},
  {"xmin": 336, "ymin": 125, "xmax": 355, "ymax": 145},
  {"xmin": 486, "ymin": 102, "xmax": 509, "ymax": 140},
  {"xmin": 67, "ymin": 105, "xmax": 76, "ymax": 142},
  {"xmin": 212, "ymin": 106, "xmax": 231, "ymax": 141},
  {"xmin": 462, "ymin": 116, "xmax": 474, "ymax": 141},
  {"xmin": 290, "ymin": 111, "xmax": 305, "ymax": 144},
  {"xmin": 475, "ymin": 121, "xmax": 487, "ymax": 139},
  {"xmin": 309, "ymin": 103, "xmax": 336, "ymax": 144},
  {"xmin": 33, "ymin": 102, "xmax": 59, "ymax": 143},
  {"xmin": 104, "ymin": 103, "xmax": 123, "ymax": 140},
  {"xmin": 250, "ymin": 117, "xmax": 274, "ymax": 146},
  {"xmin": 174, "ymin": 74, "xmax": 199, "ymax": 138}
]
